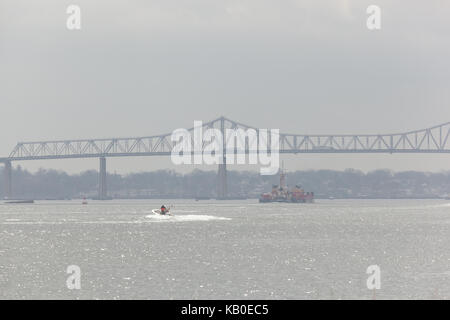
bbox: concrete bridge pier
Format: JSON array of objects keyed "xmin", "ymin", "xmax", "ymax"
[
  {"xmin": 217, "ymin": 156, "xmax": 227, "ymax": 199},
  {"xmin": 98, "ymin": 157, "xmax": 107, "ymax": 200},
  {"xmin": 3, "ymin": 160, "xmax": 12, "ymax": 199},
  {"xmin": 217, "ymin": 117, "xmax": 228, "ymax": 199}
]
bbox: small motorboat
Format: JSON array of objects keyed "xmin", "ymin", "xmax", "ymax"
[{"xmin": 152, "ymin": 209, "xmax": 173, "ymax": 216}]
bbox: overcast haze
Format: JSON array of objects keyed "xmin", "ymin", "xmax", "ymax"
[{"xmin": 1, "ymin": 0, "xmax": 450, "ymax": 173}]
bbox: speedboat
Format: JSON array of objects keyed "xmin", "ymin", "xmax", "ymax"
[{"xmin": 152, "ymin": 209, "xmax": 173, "ymax": 216}]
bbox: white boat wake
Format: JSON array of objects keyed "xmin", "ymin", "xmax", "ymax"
[{"xmin": 145, "ymin": 213, "xmax": 230, "ymax": 222}]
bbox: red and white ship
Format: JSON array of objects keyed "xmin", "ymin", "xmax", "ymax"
[{"xmin": 259, "ymin": 169, "xmax": 314, "ymax": 203}]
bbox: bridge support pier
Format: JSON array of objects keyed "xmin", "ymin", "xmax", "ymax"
[
  {"xmin": 3, "ymin": 160, "xmax": 12, "ymax": 199},
  {"xmin": 98, "ymin": 157, "xmax": 107, "ymax": 200},
  {"xmin": 217, "ymin": 156, "xmax": 227, "ymax": 199}
]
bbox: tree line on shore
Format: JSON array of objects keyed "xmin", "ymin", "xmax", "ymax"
[{"xmin": 1, "ymin": 166, "xmax": 449, "ymax": 199}]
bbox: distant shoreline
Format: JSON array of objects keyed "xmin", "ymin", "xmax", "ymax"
[
  {"xmin": 2, "ymin": 168, "xmax": 449, "ymax": 202},
  {"xmin": 3, "ymin": 197, "xmax": 450, "ymax": 202}
]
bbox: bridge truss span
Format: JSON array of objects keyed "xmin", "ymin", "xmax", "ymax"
[
  {"xmin": 280, "ymin": 122, "xmax": 450, "ymax": 154},
  {"xmin": 2, "ymin": 116, "xmax": 450, "ymax": 200},
  {"xmin": 7, "ymin": 117, "xmax": 450, "ymax": 161}
]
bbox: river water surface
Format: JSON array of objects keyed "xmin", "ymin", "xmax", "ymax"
[{"xmin": 1, "ymin": 199, "xmax": 449, "ymax": 299}]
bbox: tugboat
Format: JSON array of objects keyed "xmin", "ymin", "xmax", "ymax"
[{"xmin": 259, "ymin": 169, "xmax": 314, "ymax": 203}]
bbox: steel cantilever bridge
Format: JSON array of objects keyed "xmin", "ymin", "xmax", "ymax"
[{"xmin": 1, "ymin": 116, "xmax": 450, "ymax": 199}]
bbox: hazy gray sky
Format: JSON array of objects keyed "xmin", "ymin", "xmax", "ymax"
[{"xmin": 1, "ymin": 0, "xmax": 450, "ymax": 174}]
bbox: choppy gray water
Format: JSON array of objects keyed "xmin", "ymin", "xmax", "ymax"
[{"xmin": 1, "ymin": 199, "xmax": 449, "ymax": 299}]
